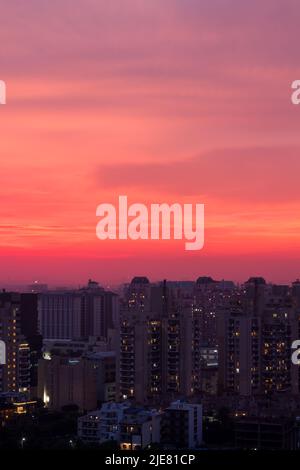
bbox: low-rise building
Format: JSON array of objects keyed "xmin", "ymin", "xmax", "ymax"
[
  {"xmin": 119, "ymin": 407, "xmax": 161, "ymax": 450},
  {"xmin": 78, "ymin": 402, "xmax": 161, "ymax": 449},
  {"xmin": 161, "ymin": 400, "xmax": 202, "ymax": 449},
  {"xmin": 235, "ymin": 417, "xmax": 297, "ymax": 450},
  {"xmin": 78, "ymin": 401, "xmax": 130, "ymax": 444},
  {"xmin": 0, "ymin": 392, "xmax": 37, "ymax": 427}
]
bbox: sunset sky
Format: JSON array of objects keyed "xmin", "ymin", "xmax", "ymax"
[{"xmin": 1, "ymin": 0, "xmax": 300, "ymax": 285}]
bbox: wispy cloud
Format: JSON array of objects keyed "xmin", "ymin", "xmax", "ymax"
[{"xmin": 96, "ymin": 146, "xmax": 300, "ymax": 203}]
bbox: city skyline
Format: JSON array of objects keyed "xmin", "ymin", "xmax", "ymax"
[
  {"xmin": 3, "ymin": 271, "xmax": 300, "ymax": 292},
  {"xmin": 1, "ymin": 269, "xmax": 300, "ymax": 450}
]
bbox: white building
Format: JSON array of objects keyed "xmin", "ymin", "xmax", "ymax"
[
  {"xmin": 78, "ymin": 402, "xmax": 130, "ymax": 444},
  {"xmin": 119, "ymin": 408, "xmax": 161, "ymax": 450}
]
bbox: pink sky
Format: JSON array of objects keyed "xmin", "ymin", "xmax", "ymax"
[{"xmin": 1, "ymin": 0, "xmax": 300, "ymax": 285}]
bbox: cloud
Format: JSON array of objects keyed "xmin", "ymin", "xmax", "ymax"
[
  {"xmin": 1, "ymin": 0, "xmax": 300, "ymax": 79},
  {"xmin": 96, "ymin": 146, "xmax": 300, "ymax": 202}
]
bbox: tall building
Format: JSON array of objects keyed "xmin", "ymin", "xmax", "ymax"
[
  {"xmin": 217, "ymin": 303, "xmax": 261, "ymax": 395},
  {"xmin": 19, "ymin": 293, "xmax": 43, "ymax": 394},
  {"xmin": 217, "ymin": 278, "xmax": 299, "ymax": 396},
  {"xmin": 79, "ymin": 280, "xmax": 118, "ymax": 338},
  {"xmin": 38, "ymin": 291, "xmax": 81, "ymax": 340},
  {"xmin": 124, "ymin": 276, "xmax": 151, "ymax": 311},
  {"xmin": 38, "ymin": 280, "xmax": 118, "ymax": 340},
  {"xmin": 117, "ymin": 278, "xmax": 196, "ymax": 404},
  {"xmin": 0, "ymin": 293, "xmax": 30, "ymax": 394}
]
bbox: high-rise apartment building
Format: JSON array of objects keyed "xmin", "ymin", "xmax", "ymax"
[
  {"xmin": 38, "ymin": 291, "xmax": 82, "ymax": 339},
  {"xmin": 217, "ymin": 278, "xmax": 299, "ymax": 396},
  {"xmin": 38, "ymin": 280, "xmax": 118, "ymax": 340},
  {"xmin": 0, "ymin": 293, "xmax": 30, "ymax": 394},
  {"xmin": 118, "ymin": 278, "xmax": 196, "ymax": 404},
  {"xmin": 19, "ymin": 293, "xmax": 42, "ymax": 394},
  {"xmin": 192, "ymin": 276, "xmax": 236, "ymax": 349}
]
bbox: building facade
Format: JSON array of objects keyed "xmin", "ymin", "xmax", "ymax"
[{"xmin": 0, "ymin": 293, "xmax": 30, "ymax": 395}]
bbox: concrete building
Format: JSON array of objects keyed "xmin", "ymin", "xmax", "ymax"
[
  {"xmin": 38, "ymin": 279, "xmax": 118, "ymax": 340},
  {"xmin": 118, "ymin": 279, "xmax": 195, "ymax": 404},
  {"xmin": 85, "ymin": 351, "xmax": 116, "ymax": 403},
  {"xmin": 118, "ymin": 277, "xmax": 240, "ymax": 403},
  {"xmin": 38, "ymin": 356, "xmax": 97, "ymax": 411},
  {"xmin": 161, "ymin": 400, "xmax": 203, "ymax": 449},
  {"xmin": 38, "ymin": 291, "xmax": 81, "ymax": 340},
  {"xmin": 19, "ymin": 293, "xmax": 42, "ymax": 394},
  {"xmin": 192, "ymin": 276, "xmax": 235, "ymax": 349},
  {"xmin": 38, "ymin": 347, "xmax": 116, "ymax": 410},
  {"xmin": 42, "ymin": 336, "xmax": 111, "ymax": 359},
  {"xmin": 119, "ymin": 407, "xmax": 161, "ymax": 450},
  {"xmin": 0, "ymin": 293, "xmax": 31, "ymax": 395},
  {"xmin": 78, "ymin": 401, "xmax": 130, "ymax": 444},
  {"xmin": 217, "ymin": 278, "xmax": 299, "ymax": 396}
]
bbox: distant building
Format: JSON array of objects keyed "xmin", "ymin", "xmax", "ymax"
[
  {"xmin": 118, "ymin": 279, "xmax": 196, "ymax": 404},
  {"xmin": 38, "ymin": 280, "xmax": 118, "ymax": 340},
  {"xmin": 27, "ymin": 282, "xmax": 48, "ymax": 294},
  {"xmin": 38, "ymin": 290, "xmax": 81, "ymax": 340},
  {"xmin": 217, "ymin": 280, "xmax": 299, "ymax": 396},
  {"xmin": 19, "ymin": 293, "xmax": 43, "ymax": 394},
  {"xmin": 118, "ymin": 277, "xmax": 227, "ymax": 404},
  {"xmin": 0, "ymin": 293, "xmax": 31, "ymax": 395}
]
